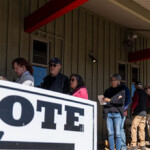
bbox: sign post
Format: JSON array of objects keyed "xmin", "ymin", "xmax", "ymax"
[{"xmin": 0, "ymin": 80, "xmax": 97, "ymax": 150}]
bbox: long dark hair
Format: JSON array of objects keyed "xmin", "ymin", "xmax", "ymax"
[
  {"xmin": 70, "ymin": 74, "xmax": 85, "ymax": 89},
  {"xmin": 12, "ymin": 57, "xmax": 33, "ymax": 75}
]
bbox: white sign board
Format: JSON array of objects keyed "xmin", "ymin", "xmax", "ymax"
[{"xmin": 0, "ymin": 80, "xmax": 97, "ymax": 150}]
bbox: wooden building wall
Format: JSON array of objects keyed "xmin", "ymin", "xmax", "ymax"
[{"xmin": 0, "ymin": 0, "xmax": 150, "ymax": 142}]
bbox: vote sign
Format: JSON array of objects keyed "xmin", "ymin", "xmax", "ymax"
[{"xmin": 0, "ymin": 80, "xmax": 97, "ymax": 150}]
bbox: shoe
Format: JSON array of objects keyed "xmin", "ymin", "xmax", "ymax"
[{"xmin": 140, "ymin": 146, "xmax": 146, "ymax": 150}]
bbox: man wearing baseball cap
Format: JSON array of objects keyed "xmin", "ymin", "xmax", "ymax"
[
  {"xmin": 40, "ymin": 57, "xmax": 70, "ymax": 94},
  {"xmin": 129, "ymin": 81, "xmax": 148, "ymax": 150}
]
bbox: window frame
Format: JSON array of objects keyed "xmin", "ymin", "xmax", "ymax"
[
  {"xmin": 32, "ymin": 39, "xmax": 49, "ymax": 67},
  {"xmin": 117, "ymin": 61, "xmax": 128, "ymax": 84},
  {"xmin": 31, "ymin": 37, "xmax": 50, "ymax": 68},
  {"xmin": 30, "ymin": 33, "xmax": 54, "ymax": 75},
  {"xmin": 131, "ymin": 65, "xmax": 140, "ymax": 84}
]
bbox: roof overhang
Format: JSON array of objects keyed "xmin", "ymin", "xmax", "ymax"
[
  {"xmin": 83, "ymin": 0, "xmax": 150, "ymax": 38},
  {"xmin": 128, "ymin": 48, "xmax": 150, "ymax": 62},
  {"xmin": 24, "ymin": 0, "xmax": 88, "ymax": 33}
]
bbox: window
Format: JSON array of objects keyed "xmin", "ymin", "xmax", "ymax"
[
  {"xmin": 118, "ymin": 63, "xmax": 126, "ymax": 82},
  {"xmin": 32, "ymin": 39, "xmax": 49, "ymax": 86},
  {"xmin": 33, "ymin": 40, "xmax": 48, "ymax": 65},
  {"xmin": 33, "ymin": 66, "xmax": 47, "ymax": 87},
  {"xmin": 132, "ymin": 67, "xmax": 139, "ymax": 83}
]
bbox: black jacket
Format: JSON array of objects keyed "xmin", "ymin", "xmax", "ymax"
[
  {"xmin": 41, "ymin": 73, "xmax": 70, "ymax": 94},
  {"xmin": 132, "ymin": 89, "xmax": 147, "ymax": 116},
  {"xmin": 103, "ymin": 86, "xmax": 125, "ymax": 118}
]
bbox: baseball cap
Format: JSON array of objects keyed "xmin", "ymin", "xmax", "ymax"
[
  {"xmin": 49, "ymin": 57, "xmax": 62, "ymax": 65},
  {"xmin": 135, "ymin": 81, "xmax": 142, "ymax": 86}
]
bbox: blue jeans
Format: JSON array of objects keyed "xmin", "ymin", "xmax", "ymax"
[
  {"xmin": 106, "ymin": 113, "xmax": 122, "ymax": 150},
  {"xmin": 121, "ymin": 116, "xmax": 126, "ymax": 150}
]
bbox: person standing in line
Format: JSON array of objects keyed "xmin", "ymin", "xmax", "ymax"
[
  {"xmin": 128, "ymin": 81, "xmax": 147, "ymax": 150},
  {"xmin": 103, "ymin": 74, "xmax": 125, "ymax": 150}
]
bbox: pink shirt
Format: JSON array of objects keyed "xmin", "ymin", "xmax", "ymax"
[{"xmin": 72, "ymin": 87, "xmax": 88, "ymax": 100}]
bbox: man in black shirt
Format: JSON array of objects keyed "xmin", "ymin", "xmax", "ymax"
[{"xmin": 40, "ymin": 57, "xmax": 70, "ymax": 94}]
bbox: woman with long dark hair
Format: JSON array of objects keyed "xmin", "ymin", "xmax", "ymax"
[
  {"xmin": 70, "ymin": 74, "xmax": 88, "ymax": 99},
  {"xmin": 12, "ymin": 57, "xmax": 34, "ymax": 86}
]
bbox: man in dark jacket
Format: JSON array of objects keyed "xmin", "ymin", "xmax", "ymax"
[
  {"xmin": 129, "ymin": 81, "xmax": 147, "ymax": 150},
  {"xmin": 40, "ymin": 57, "xmax": 70, "ymax": 94}
]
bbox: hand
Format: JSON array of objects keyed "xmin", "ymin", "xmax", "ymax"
[
  {"xmin": 103, "ymin": 98, "xmax": 111, "ymax": 102},
  {"xmin": 0, "ymin": 76, "xmax": 7, "ymax": 80},
  {"xmin": 118, "ymin": 95, "xmax": 122, "ymax": 99}
]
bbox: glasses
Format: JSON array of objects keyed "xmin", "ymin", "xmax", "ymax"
[
  {"xmin": 50, "ymin": 64, "xmax": 59, "ymax": 67},
  {"xmin": 70, "ymin": 79, "xmax": 75, "ymax": 82}
]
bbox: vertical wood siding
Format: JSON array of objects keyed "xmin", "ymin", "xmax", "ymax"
[{"xmin": 0, "ymin": 0, "xmax": 150, "ymax": 142}]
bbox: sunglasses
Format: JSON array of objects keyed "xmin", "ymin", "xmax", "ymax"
[
  {"xmin": 50, "ymin": 64, "xmax": 59, "ymax": 67},
  {"xmin": 70, "ymin": 79, "xmax": 75, "ymax": 82}
]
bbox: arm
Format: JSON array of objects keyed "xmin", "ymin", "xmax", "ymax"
[
  {"xmin": 131, "ymin": 91, "xmax": 139, "ymax": 111},
  {"xmin": 110, "ymin": 91, "xmax": 125, "ymax": 105},
  {"xmin": 103, "ymin": 90, "xmax": 112, "ymax": 106},
  {"xmin": 22, "ymin": 80, "xmax": 34, "ymax": 86},
  {"xmin": 21, "ymin": 75, "xmax": 34, "ymax": 86},
  {"xmin": 103, "ymin": 90, "xmax": 125, "ymax": 105}
]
